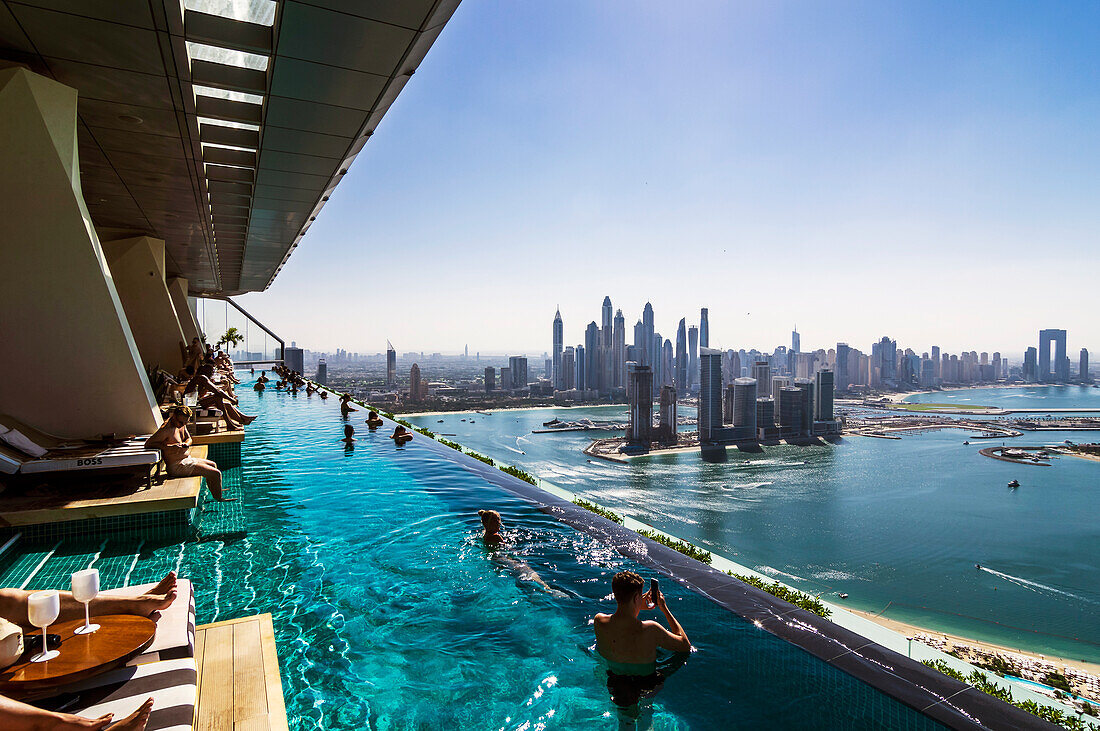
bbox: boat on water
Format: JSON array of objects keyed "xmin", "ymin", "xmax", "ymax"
[
  {"xmin": 975, "ymin": 563, "xmax": 982, "ymax": 570},
  {"xmin": 963, "ymin": 440, "xmax": 970, "ymax": 445},
  {"xmin": 838, "ymin": 593, "xmax": 848, "ymax": 599},
  {"xmin": 1008, "ymin": 479, "xmax": 1020, "ymax": 488},
  {"xmin": 437, "ymin": 419, "xmax": 444, "ymax": 423}
]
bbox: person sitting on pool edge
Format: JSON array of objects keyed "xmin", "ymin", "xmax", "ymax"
[
  {"xmin": 594, "ymin": 571, "xmax": 691, "ymax": 716},
  {"xmin": 366, "ymin": 410, "xmax": 384, "ymax": 429},
  {"xmin": 389, "ymin": 425, "xmax": 412, "ymax": 445},
  {"xmin": 145, "ymin": 406, "xmax": 235, "ymax": 502}
]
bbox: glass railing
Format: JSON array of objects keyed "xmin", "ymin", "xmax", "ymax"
[{"xmin": 190, "ymin": 296, "xmax": 284, "ymax": 364}]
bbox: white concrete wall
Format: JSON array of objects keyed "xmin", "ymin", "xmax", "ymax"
[
  {"xmin": 103, "ymin": 236, "xmax": 186, "ymax": 371},
  {"xmin": 167, "ymin": 277, "xmax": 201, "ymax": 342},
  {"xmin": 0, "ymin": 68, "xmax": 160, "ymax": 439}
]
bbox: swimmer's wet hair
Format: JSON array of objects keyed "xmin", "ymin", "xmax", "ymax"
[
  {"xmin": 612, "ymin": 571, "xmax": 645, "ymax": 603},
  {"xmin": 478, "ymin": 509, "xmax": 501, "ymax": 525}
]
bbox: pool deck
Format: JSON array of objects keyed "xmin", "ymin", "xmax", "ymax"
[
  {"xmin": 193, "ymin": 429, "xmax": 245, "ymax": 446},
  {"xmin": 0, "ymin": 446, "xmax": 206, "ymax": 527},
  {"xmin": 195, "ymin": 613, "xmax": 288, "ymax": 731}
]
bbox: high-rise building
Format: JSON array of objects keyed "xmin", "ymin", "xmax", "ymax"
[
  {"xmin": 508, "ymin": 356, "xmax": 527, "ymax": 390},
  {"xmin": 545, "ymin": 358, "xmax": 553, "ymax": 379},
  {"xmin": 814, "ymin": 369, "xmax": 834, "ymax": 421},
  {"xmin": 794, "ymin": 378, "xmax": 814, "ymax": 435},
  {"xmin": 835, "ymin": 343, "xmax": 850, "ymax": 390},
  {"xmin": 1023, "ymin": 347, "xmax": 1038, "ymax": 382},
  {"xmin": 778, "ymin": 387, "xmax": 802, "ymax": 435},
  {"xmin": 791, "ymin": 328, "xmax": 800, "ymax": 354},
  {"xmin": 771, "ymin": 376, "xmax": 791, "ymax": 424},
  {"xmin": 584, "ymin": 322, "xmax": 599, "ymax": 393},
  {"xmin": 699, "ymin": 308, "xmax": 709, "ymax": 348},
  {"xmin": 698, "ymin": 348, "xmax": 723, "ymax": 443},
  {"xmin": 755, "ymin": 398, "xmax": 774, "ymax": 434},
  {"xmin": 409, "ymin": 363, "xmax": 424, "ymax": 402},
  {"xmin": 1081, "ymin": 348, "xmax": 1090, "ymax": 382},
  {"xmin": 626, "ymin": 364, "xmax": 653, "ymax": 447},
  {"xmin": 484, "ymin": 366, "xmax": 495, "ymax": 392},
  {"xmin": 284, "ymin": 341, "xmax": 303, "ymax": 374},
  {"xmin": 662, "ymin": 338, "xmax": 674, "ymax": 389},
  {"xmin": 1039, "ymin": 328, "xmax": 1068, "ymax": 382},
  {"xmin": 562, "ymin": 348, "xmax": 575, "ymax": 390},
  {"xmin": 732, "ymin": 377, "xmax": 757, "ymax": 433},
  {"xmin": 575, "ymin": 344, "xmax": 585, "ymax": 390},
  {"xmin": 316, "ymin": 358, "xmax": 327, "ymax": 386},
  {"xmin": 992, "ymin": 352, "xmax": 1001, "ymax": 380},
  {"xmin": 651, "ymin": 333, "xmax": 663, "ymax": 388},
  {"xmin": 386, "ymin": 341, "xmax": 396, "ymax": 387},
  {"xmin": 633, "ymin": 321, "xmax": 647, "ymax": 368},
  {"xmin": 658, "ymin": 384, "xmax": 677, "ymax": 445},
  {"xmin": 724, "ymin": 350, "xmax": 741, "ymax": 385},
  {"xmin": 613, "ymin": 309, "xmax": 626, "ymax": 389},
  {"xmin": 552, "ymin": 308, "xmax": 564, "ymax": 389},
  {"xmin": 877, "ymin": 336, "xmax": 897, "ymax": 382},
  {"xmin": 687, "ymin": 326, "xmax": 699, "ymax": 390},
  {"xmin": 601, "ymin": 296, "xmax": 613, "ymax": 333},
  {"xmin": 642, "ymin": 302, "xmax": 655, "ymax": 367},
  {"xmin": 931, "ymin": 345, "xmax": 941, "ymax": 380},
  {"xmin": 675, "ymin": 319, "xmax": 688, "ymax": 390},
  {"xmin": 752, "ymin": 361, "xmax": 771, "ymax": 397},
  {"xmin": 500, "ymin": 367, "xmax": 512, "ymax": 391}
]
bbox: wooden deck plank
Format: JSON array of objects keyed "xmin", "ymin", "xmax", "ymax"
[
  {"xmin": 193, "ymin": 430, "xmax": 245, "ymax": 446},
  {"xmin": 195, "ymin": 615, "xmax": 287, "ymax": 731},
  {"xmin": 232, "ymin": 618, "xmax": 268, "ymax": 722},
  {"xmin": 0, "ymin": 446, "xmax": 208, "ymax": 527},
  {"xmin": 196, "ymin": 623, "xmax": 235, "ymax": 731},
  {"xmin": 258, "ymin": 614, "xmax": 288, "ymax": 731}
]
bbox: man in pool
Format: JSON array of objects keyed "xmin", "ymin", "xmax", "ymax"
[
  {"xmin": 366, "ymin": 410, "xmax": 384, "ymax": 429},
  {"xmin": 340, "ymin": 393, "xmax": 357, "ymax": 415},
  {"xmin": 342, "ymin": 424, "xmax": 355, "ymax": 447},
  {"xmin": 389, "ymin": 425, "xmax": 412, "ymax": 445},
  {"xmin": 594, "ymin": 571, "xmax": 692, "ymax": 721}
]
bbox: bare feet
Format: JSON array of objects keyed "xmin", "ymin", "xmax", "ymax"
[
  {"xmin": 135, "ymin": 572, "xmax": 177, "ymax": 615},
  {"xmin": 106, "ymin": 699, "xmax": 153, "ymax": 731}
]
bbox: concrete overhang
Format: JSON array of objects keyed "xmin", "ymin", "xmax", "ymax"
[{"xmin": 0, "ymin": 0, "xmax": 461, "ymax": 296}]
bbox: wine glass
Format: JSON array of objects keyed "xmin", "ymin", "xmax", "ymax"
[
  {"xmin": 71, "ymin": 569, "xmax": 100, "ymax": 635},
  {"xmin": 27, "ymin": 591, "xmax": 60, "ymax": 662}
]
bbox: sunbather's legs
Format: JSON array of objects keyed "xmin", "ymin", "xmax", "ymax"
[
  {"xmin": 191, "ymin": 461, "xmax": 233, "ymax": 502},
  {"xmin": 0, "ymin": 574, "xmax": 177, "ymax": 629}
]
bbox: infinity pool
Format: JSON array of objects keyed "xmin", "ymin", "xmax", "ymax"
[{"xmin": 0, "ymin": 382, "xmax": 949, "ymax": 729}]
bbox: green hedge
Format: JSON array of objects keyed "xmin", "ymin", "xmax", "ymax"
[
  {"xmin": 413, "ymin": 426, "xmax": 436, "ymax": 438},
  {"xmin": 730, "ymin": 573, "xmax": 831, "ymax": 618},
  {"xmin": 638, "ymin": 529, "xmax": 712, "ymax": 564},
  {"xmin": 467, "ymin": 451, "xmax": 495, "ymax": 466},
  {"xmin": 572, "ymin": 499, "xmax": 624, "ymax": 524},
  {"xmin": 499, "ymin": 464, "xmax": 537, "ymax": 485},
  {"xmin": 920, "ymin": 660, "xmax": 1099, "ymax": 730},
  {"xmin": 438, "ymin": 438, "xmax": 463, "ymax": 451}
]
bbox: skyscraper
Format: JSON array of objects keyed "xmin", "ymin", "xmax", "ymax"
[
  {"xmin": 794, "ymin": 378, "xmax": 814, "ymax": 435},
  {"xmin": 484, "ymin": 366, "xmax": 495, "ymax": 392},
  {"xmin": 601, "ymin": 296, "xmax": 613, "ymax": 333},
  {"xmin": 642, "ymin": 302, "xmax": 655, "ymax": 366},
  {"xmin": 791, "ymin": 328, "xmax": 800, "ymax": 354},
  {"xmin": 658, "ymin": 384, "xmax": 678, "ymax": 445},
  {"xmin": 698, "ymin": 348, "xmax": 723, "ymax": 444},
  {"xmin": 284, "ymin": 341, "xmax": 303, "ymax": 374},
  {"xmin": 316, "ymin": 358, "xmax": 327, "ymax": 386},
  {"xmin": 500, "ymin": 367, "xmax": 512, "ymax": 391},
  {"xmin": 508, "ymin": 356, "xmax": 527, "ymax": 390},
  {"xmin": 675, "ymin": 318, "xmax": 687, "ymax": 390},
  {"xmin": 633, "ymin": 320, "xmax": 646, "ymax": 368},
  {"xmin": 752, "ymin": 361, "xmax": 771, "ymax": 397},
  {"xmin": 600, "ymin": 297, "xmax": 613, "ymax": 395},
  {"xmin": 732, "ymin": 377, "xmax": 757, "ymax": 434},
  {"xmin": 651, "ymin": 333, "xmax": 663, "ymax": 388},
  {"xmin": 699, "ymin": 308, "xmax": 709, "ymax": 349},
  {"xmin": 877, "ymin": 337, "xmax": 897, "ymax": 382},
  {"xmin": 584, "ymin": 322, "xmax": 599, "ymax": 393},
  {"xmin": 687, "ymin": 326, "xmax": 699, "ymax": 389},
  {"xmin": 409, "ymin": 363, "xmax": 423, "ymax": 402},
  {"xmin": 575, "ymin": 344, "xmax": 585, "ymax": 390},
  {"xmin": 562, "ymin": 347, "xmax": 575, "ymax": 390},
  {"xmin": 1039, "ymin": 328, "xmax": 1069, "ymax": 382},
  {"xmin": 1081, "ymin": 348, "xmax": 1090, "ymax": 382},
  {"xmin": 1023, "ymin": 347, "xmax": 1038, "ymax": 382},
  {"xmin": 771, "ymin": 376, "xmax": 791, "ymax": 423},
  {"xmin": 835, "ymin": 343, "xmax": 850, "ymax": 390},
  {"xmin": 626, "ymin": 364, "xmax": 653, "ymax": 447},
  {"xmin": 814, "ymin": 369, "xmax": 834, "ymax": 422},
  {"xmin": 386, "ymin": 341, "xmax": 396, "ymax": 387},
  {"xmin": 778, "ymin": 387, "xmax": 802, "ymax": 434},
  {"xmin": 613, "ymin": 309, "xmax": 626, "ymax": 389},
  {"xmin": 662, "ymin": 338, "xmax": 674, "ymax": 390},
  {"xmin": 552, "ymin": 308, "xmax": 564, "ymax": 389}
]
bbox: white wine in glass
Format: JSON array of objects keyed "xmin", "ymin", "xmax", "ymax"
[
  {"xmin": 27, "ymin": 591, "xmax": 60, "ymax": 662},
  {"xmin": 71, "ymin": 569, "xmax": 101, "ymax": 635}
]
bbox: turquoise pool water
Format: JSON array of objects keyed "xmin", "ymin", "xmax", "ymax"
[
  {"xmin": 0, "ymin": 383, "xmax": 950, "ymax": 729},
  {"xmin": 407, "ymin": 390, "xmax": 1100, "ymax": 665}
]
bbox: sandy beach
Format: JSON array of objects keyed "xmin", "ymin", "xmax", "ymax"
[
  {"xmin": 400, "ymin": 403, "xmax": 626, "ymax": 418},
  {"xmin": 845, "ymin": 607, "xmax": 1100, "ymax": 678}
]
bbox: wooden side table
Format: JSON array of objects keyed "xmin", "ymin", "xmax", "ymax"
[{"xmin": 0, "ymin": 614, "xmax": 156, "ymax": 697}]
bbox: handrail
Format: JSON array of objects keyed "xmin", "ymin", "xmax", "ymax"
[{"xmin": 203, "ymin": 296, "xmax": 285, "ymax": 361}]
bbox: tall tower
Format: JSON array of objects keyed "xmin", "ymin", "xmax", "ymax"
[
  {"xmin": 552, "ymin": 308, "xmax": 564, "ymax": 390},
  {"xmin": 752, "ymin": 361, "xmax": 772, "ymax": 397},
  {"xmin": 1081, "ymin": 348, "xmax": 1091, "ymax": 382},
  {"xmin": 687, "ymin": 326, "xmax": 699, "ymax": 390},
  {"xmin": 791, "ymin": 327, "xmax": 800, "ymax": 354},
  {"xmin": 699, "ymin": 308, "xmax": 709, "ymax": 349},
  {"xmin": 698, "ymin": 348, "xmax": 723, "ymax": 443},
  {"xmin": 626, "ymin": 364, "xmax": 653, "ymax": 447},
  {"xmin": 316, "ymin": 358, "xmax": 327, "ymax": 386},
  {"xmin": 642, "ymin": 302, "xmax": 655, "ymax": 366},
  {"xmin": 732, "ymin": 377, "xmax": 757, "ymax": 435},
  {"xmin": 409, "ymin": 363, "xmax": 422, "ymax": 402},
  {"xmin": 675, "ymin": 318, "xmax": 687, "ymax": 390},
  {"xmin": 584, "ymin": 322, "xmax": 599, "ymax": 393},
  {"xmin": 814, "ymin": 369, "xmax": 834, "ymax": 422},
  {"xmin": 613, "ymin": 309, "xmax": 626, "ymax": 390},
  {"xmin": 386, "ymin": 340, "xmax": 396, "ymax": 387}
]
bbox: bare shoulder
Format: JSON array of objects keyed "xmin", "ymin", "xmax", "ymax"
[{"xmin": 594, "ymin": 612, "xmax": 612, "ymax": 624}]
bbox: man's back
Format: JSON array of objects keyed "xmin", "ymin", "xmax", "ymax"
[{"xmin": 595, "ymin": 613, "xmax": 659, "ymax": 665}]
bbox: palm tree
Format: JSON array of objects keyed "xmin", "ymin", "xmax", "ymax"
[{"xmin": 218, "ymin": 327, "xmax": 244, "ymax": 350}]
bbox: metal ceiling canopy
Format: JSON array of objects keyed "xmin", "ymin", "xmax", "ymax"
[{"xmin": 0, "ymin": 0, "xmax": 461, "ymax": 295}]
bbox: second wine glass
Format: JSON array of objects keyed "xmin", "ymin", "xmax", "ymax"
[
  {"xmin": 71, "ymin": 569, "xmax": 100, "ymax": 635},
  {"xmin": 27, "ymin": 590, "xmax": 60, "ymax": 662}
]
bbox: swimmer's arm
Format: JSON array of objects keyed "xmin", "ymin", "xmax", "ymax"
[{"xmin": 646, "ymin": 600, "xmax": 691, "ymax": 652}]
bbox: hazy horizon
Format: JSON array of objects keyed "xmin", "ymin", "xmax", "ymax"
[{"xmin": 236, "ymin": 1, "xmax": 1099, "ymax": 357}]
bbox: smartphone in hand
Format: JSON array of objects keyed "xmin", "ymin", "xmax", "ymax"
[{"xmin": 650, "ymin": 578, "xmax": 661, "ymax": 605}]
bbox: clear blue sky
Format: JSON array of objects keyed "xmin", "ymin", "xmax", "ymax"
[{"xmin": 238, "ymin": 0, "xmax": 1099, "ymax": 358}]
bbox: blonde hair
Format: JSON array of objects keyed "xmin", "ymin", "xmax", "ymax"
[{"xmin": 478, "ymin": 509, "xmax": 501, "ymax": 527}]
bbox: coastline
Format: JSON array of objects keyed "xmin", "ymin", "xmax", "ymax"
[
  {"xmin": 400, "ymin": 403, "xmax": 628, "ymax": 418},
  {"xmin": 845, "ymin": 607, "xmax": 1100, "ymax": 679},
  {"xmin": 882, "ymin": 383, "xmax": 1031, "ymax": 404}
]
